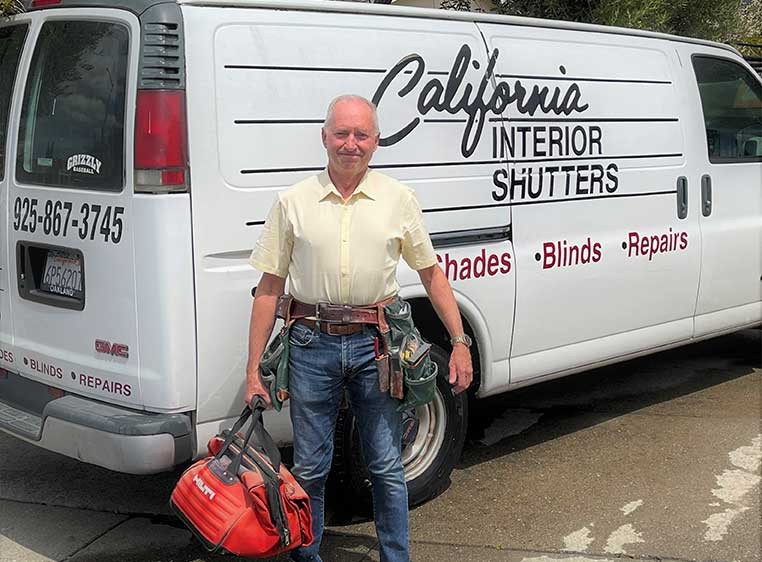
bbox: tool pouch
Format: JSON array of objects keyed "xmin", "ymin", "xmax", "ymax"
[
  {"xmin": 259, "ymin": 326, "xmax": 291, "ymax": 412},
  {"xmin": 382, "ymin": 297, "xmax": 438, "ymax": 410},
  {"xmin": 397, "ymin": 333, "xmax": 437, "ymax": 409},
  {"xmin": 260, "ymin": 294, "xmax": 297, "ymax": 412}
]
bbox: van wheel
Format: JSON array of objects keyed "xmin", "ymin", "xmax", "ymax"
[{"xmin": 331, "ymin": 345, "xmax": 468, "ymax": 510}]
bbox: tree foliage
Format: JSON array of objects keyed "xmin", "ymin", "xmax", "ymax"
[
  {"xmin": 0, "ymin": 0, "xmax": 24, "ymax": 17},
  {"xmin": 441, "ymin": 0, "xmax": 474, "ymax": 10},
  {"xmin": 736, "ymin": 0, "xmax": 762, "ymax": 52},
  {"xmin": 491, "ymin": 0, "xmax": 762, "ymax": 43}
]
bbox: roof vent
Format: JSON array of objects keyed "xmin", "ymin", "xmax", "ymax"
[{"xmin": 138, "ymin": 4, "xmax": 185, "ymax": 89}]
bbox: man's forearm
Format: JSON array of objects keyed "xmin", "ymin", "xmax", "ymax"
[
  {"xmin": 247, "ymin": 273, "xmax": 286, "ymax": 376},
  {"xmin": 247, "ymin": 296, "xmax": 278, "ymax": 372},
  {"xmin": 418, "ymin": 263, "xmax": 473, "ymax": 393}
]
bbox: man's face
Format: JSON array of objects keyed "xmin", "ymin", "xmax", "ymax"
[{"xmin": 322, "ymin": 100, "xmax": 380, "ymax": 175}]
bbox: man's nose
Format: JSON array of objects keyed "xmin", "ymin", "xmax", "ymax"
[{"xmin": 344, "ymin": 134, "xmax": 358, "ymax": 150}]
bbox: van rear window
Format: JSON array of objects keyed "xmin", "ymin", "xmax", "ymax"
[
  {"xmin": 693, "ymin": 56, "xmax": 762, "ymax": 163},
  {"xmin": 0, "ymin": 25, "xmax": 28, "ymax": 182},
  {"xmin": 16, "ymin": 21, "xmax": 129, "ymax": 190}
]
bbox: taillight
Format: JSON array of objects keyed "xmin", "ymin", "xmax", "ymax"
[
  {"xmin": 134, "ymin": 90, "xmax": 189, "ymax": 193},
  {"xmin": 32, "ymin": 0, "xmax": 62, "ymax": 6}
]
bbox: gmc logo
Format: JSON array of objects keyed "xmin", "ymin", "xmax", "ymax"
[{"xmin": 95, "ymin": 340, "xmax": 129, "ymax": 359}]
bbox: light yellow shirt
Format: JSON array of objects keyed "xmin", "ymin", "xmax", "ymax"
[{"xmin": 250, "ymin": 169, "xmax": 437, "ymax": 305}]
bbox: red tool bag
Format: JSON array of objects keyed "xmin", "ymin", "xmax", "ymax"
[{"xmin": 170, "ymin": 400, "xmax": 313, "ymax": 558}]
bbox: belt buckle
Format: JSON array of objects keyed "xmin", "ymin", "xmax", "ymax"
[
  {"xmin": 315, "ymin": 302, "xmax": 327, "ymax": 321},
  {"xmin": 340, "ymin": 304, "xmax": 352, "ymax": 324}
]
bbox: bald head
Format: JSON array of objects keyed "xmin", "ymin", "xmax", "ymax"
[
  {"xmin": 321, "ymin": 94, "xmax": 380, "ymax": 179},
  {"xmin": 324, "ymin": 95, "xmax": 379, "ymax": 135}
]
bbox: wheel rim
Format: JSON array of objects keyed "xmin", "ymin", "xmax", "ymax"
[{"xmin": 401, "ymin": 387, "xmax": 447, "ymax": 481}]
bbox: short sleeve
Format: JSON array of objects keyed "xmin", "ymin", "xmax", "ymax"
[
  {"xmin": 249, "ymin": 196, "xmax": 293, "ymax": 278},
  {"xmin": 400, "ymin": 190, "xmax": 437, "ymax": 271}
]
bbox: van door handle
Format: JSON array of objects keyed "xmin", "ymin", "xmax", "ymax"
[
  {"xmin": 676, "ymin": 176, "xmax": 688, "ymax": 219},
  {"xmin": 701, "ymin": 175, "xmax": 712, "ymax": 217}
]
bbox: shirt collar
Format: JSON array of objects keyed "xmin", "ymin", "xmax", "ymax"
[{"xmin": 317, "ymin": 169, "xmax": 377, "ymax": 202}]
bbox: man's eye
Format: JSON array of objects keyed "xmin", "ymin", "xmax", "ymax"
[
  {"xmin": 335, "ymin": 132, "xmax": 348, "ymax": 138},
  {"xmin": 356, "ymin": 134, "xmax": 368, "ymax": 140}
]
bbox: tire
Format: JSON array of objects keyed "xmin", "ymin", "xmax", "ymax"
[{"xmin": 330, "ymin": 345, "xmax": 468, "ymax": 511}]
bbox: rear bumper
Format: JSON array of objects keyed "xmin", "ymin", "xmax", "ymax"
[{"xmin": 0, "ymin": 375, "xmax": 193, "ymax": 474}]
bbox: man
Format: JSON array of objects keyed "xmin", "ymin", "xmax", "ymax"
[{"xmin": 246, "ymin": 94, "xmax": 472, "ymax": 562}]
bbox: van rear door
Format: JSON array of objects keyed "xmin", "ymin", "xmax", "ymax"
[
  {"xmin": 8, "ymin": 11, "xmax": 143, "ymax": 406},
  {"xmin": 0, "ymin": 22, "xmax": 29, "ymax": 372}
]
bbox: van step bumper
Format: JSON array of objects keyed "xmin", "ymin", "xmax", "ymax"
[{"xmin": 0, "ymin": 375, "xmax": 193, "ymax": 474}]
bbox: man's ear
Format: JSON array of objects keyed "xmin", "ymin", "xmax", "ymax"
[{"xmin": 321, "ymin": 127, "xmax": 328, "ymax": 148}]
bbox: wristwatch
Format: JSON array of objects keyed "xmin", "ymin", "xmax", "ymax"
[{"xmin": 450, "ymin": 334, "xmax": 472, "ymax": 348}]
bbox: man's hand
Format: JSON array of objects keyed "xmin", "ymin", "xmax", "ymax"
[
  {"xmin": 448, "ymin": 343, "xmax": 473, "ymax": 394},
  {"xmin": 245, "ymin": 366, "xmax": 273, "ymax": 409}
]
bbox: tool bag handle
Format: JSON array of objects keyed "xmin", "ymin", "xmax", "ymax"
[
  {"xmin": 214, "ymin": 397, "xmax": 282, "ymax": 470},
  {"xmin": 241, "ymin": 424, "xmax": 292, "ymax": 547},
  {"xmin": 247, "ymin": 396, "xmax": 282, "ymax": 472},
  {"xmin": 213, "ymin": 405, "xmax": 253, "ymax": 463},
  {"xmin": 217, "ymin": 397, "xmax": 291, "ymax": 547}
]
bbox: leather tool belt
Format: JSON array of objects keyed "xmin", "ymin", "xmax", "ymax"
[
  {"xmin": 274, "ymin": 294, "xmax": 402, "ymax": 398},
  {"xmin": 267, "ymin": 294, "xmax": 436, "ymax": 405},
  {"xmin": 275, "ymin": 296, "xmax": 393, "ymax": 326}
]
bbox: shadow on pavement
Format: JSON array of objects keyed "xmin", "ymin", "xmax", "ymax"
[
  {"xmin": 62, "ymin": 516, "xmax": 376, "ymax": 562},
  {"xmin": 461, "ymin": 328, "xmax": 761, "ymax": 469}
]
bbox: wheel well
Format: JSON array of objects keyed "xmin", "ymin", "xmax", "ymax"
[{"xmin": 407, "ymin": 297, "xmax": 481, "ymax": 392}]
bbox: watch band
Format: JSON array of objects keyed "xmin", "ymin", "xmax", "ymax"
[{"xmin": 450, "ymin": 334, "xmax": 472, "ymax": 347}]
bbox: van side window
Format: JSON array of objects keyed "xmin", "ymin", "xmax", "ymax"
[
  {"xmin": 692, "ymin": 56, "xmax": 762, "ymax": 163},
  {"xmin": 0, "ymin": 25, "xmax": 28, "ymax": 182},
  {"xmin": 16, "ymin": 21, "xmax": 129, "ymax": 191}
]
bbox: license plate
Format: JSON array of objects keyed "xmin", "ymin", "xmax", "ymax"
[{"xmin": 40, "ymin": 251, "xmax": 83, "ymax": 299}]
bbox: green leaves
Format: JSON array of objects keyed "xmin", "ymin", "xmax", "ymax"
[
  {"xmin": 440, "ymin": 0, "xmax": 473, "ymax": 10},
  {"xmin": 0, "ymin": 0, "xmax": 25, "ymax": 17}
]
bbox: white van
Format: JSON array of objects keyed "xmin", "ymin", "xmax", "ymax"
[{"xmin": 0, "ymin": 0, "xmax": 759, "ymax": 507}]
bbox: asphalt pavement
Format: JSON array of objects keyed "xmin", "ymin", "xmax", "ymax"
[{"xmin": 1, "ymin": 328, "xmax": 760, "ymax": 562}]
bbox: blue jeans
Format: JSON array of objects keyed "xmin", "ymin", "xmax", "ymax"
[{"xmin": 287, "ymin": 321, "xmax": 409, "ymax": 562}]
